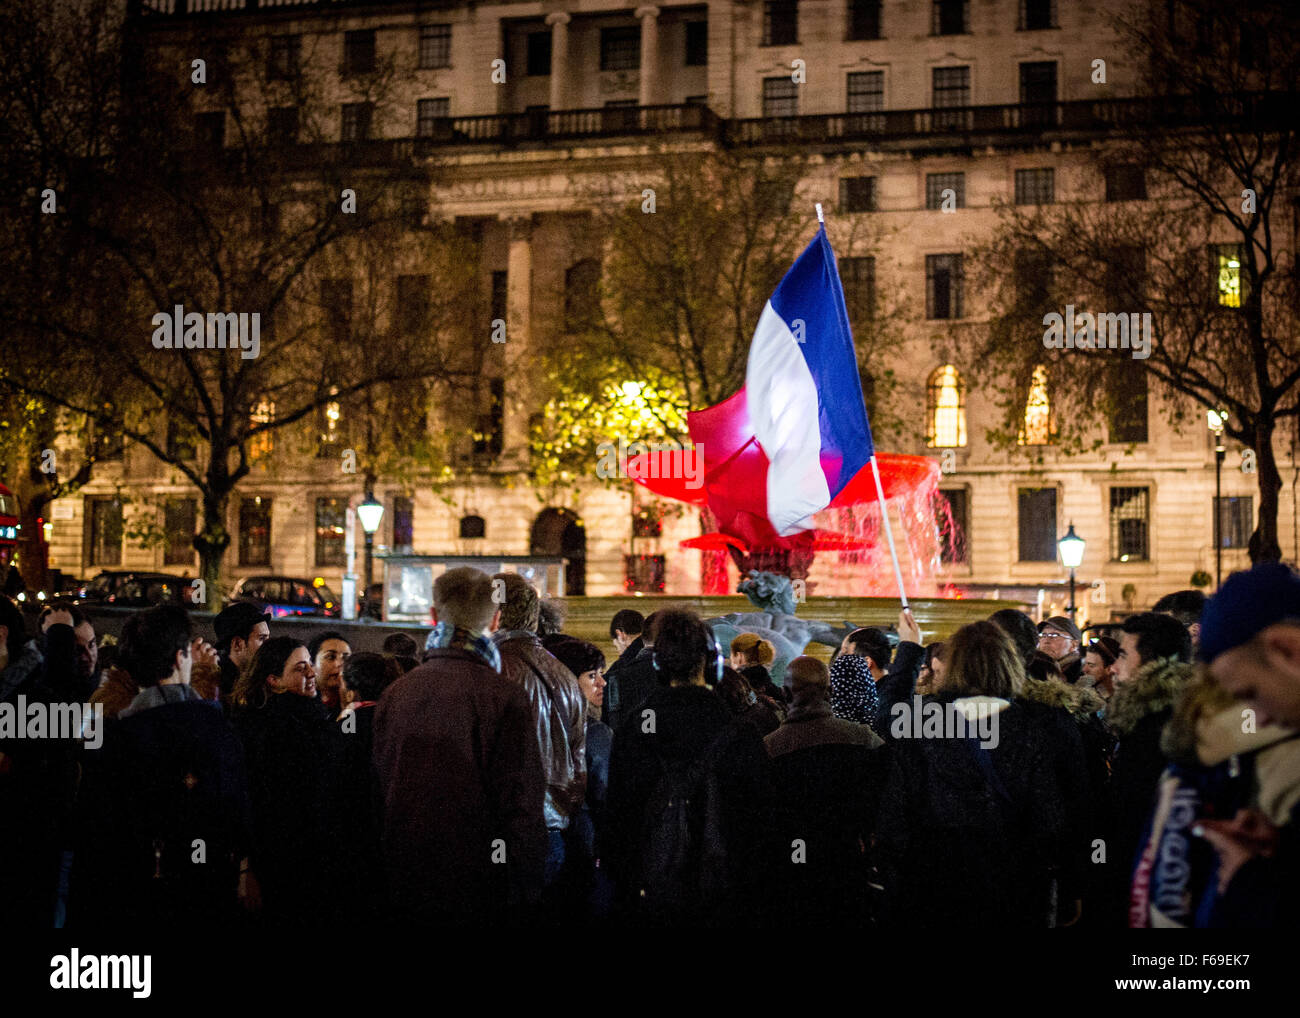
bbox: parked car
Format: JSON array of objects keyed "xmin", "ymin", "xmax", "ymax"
[
  {"xmin": 105, "ymin": 574, "xmax": 198, "ymax": 609},
  {"xmin": 78, "ymin": 571, "xmax": 195, "ymax": 605},
  {"xmin": 228, "ymin": 576, "xmax": 341, "ymax": 619}
]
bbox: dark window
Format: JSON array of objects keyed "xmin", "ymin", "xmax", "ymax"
[
  {"xmin": 839, "ymin": 176, "xmax": 877, "ymax": 212},
  {"xmin": 847, "ymin": 71, "xmax": 884, "ymax": 112},
  {"xmin": 343, "ymin": 29, "xmax": 376, "ymax": 75},
  {"xmin": 1017, "ymin": 487, "xmax": 1057, "ymax": 562},
  {"xmin": 527, "ymin": 31, "xmax": 552, "ymax": 76},
  {"xmin": 937, "ymin": 488, "xmax": 969, "ymax": 564},
  {"xmin": 1214, "ymin": 496, "xmax": 1252, "ymax": 550},
  {"xmin": 239, "ymin": 497, "xmax": 272, "ymax": 567},
  {"xmin": 633, "ymin": 505, "xmax": 664, "ymax": 538},
  {"xmin": 685, "ymin": 21, "xmax": 708, "ymax": 66},
  {"xmin": 267, "ymin": 106, "xmax": 298, "ymax": 145},
  {"xmin": 624, "ymin": 554, "xmax": 666, "ymax": 593},
  {"xmin": 1109, "ymin": 486, "xmax": 1150, "ymax": 561},
  {"xmin": 1211, "ymin": 243, "xmax": 1247, "ymax": 308},
  {"xmin": 474, "ymin": 379, "xmax": 505, "ymax": 461},
  {"xmin": 460, "ymin": 514, "xmax": 486, "ymax": 539},
  {"xmin": 491, "ymin": 270, "xmax": 508, "ymax": 326},
  {"xmin": 341, "ymin": 102, "xmax": 372, "ymax": 142},
  {"xmin": 600, "ymin": 26, "xmax": 641, "ymax": 71},
  {"xmin": 396, "ymin": 274, "xmax": 431, "ymax": 338},
  {"xmin": 166, "ymin": 419, "xmax": 197, "ymax": 461},
  {"xmin": 685, "ymin": 95, "xmax": 708, "ymax": 105},
  {"xmin": 417, "ymin": 97, "xmax": 449, "ymax": 137},
  {"xmin": 932, "ymin": 0, "xmax": 969, "ymax": 35},
  {"xmin": 1015, "ymin": 248, "xmax": 1053, "ymax": 309},
  {"xmin": 419, "ymin": 24, "xmax": 451, "ymax": 69},
  {"xmin": 602, "ymin": 99, "xmax": 639, "ymax": 132},
  {"xmin": 1105, "ymin": 245, "xmax": 1147, "ymax": 306},
  {"xmin": 1019, "ymin": 61, "xmax": 1057, "ymax": 125},
  {"xmin": 1014, "ymin": 167, "xmax": 1054, "ymax": 204},
  {"xmin": 1107, "ymin": 369, "xmax": 1148, "ymax": 443},
  {"xmin": 847, "ymin": 0, "xmax": 883, "ymax": 40},
  {"xmin": 931, "ymin": 66, "xmax": 970, "ymax": 128},
  {"xmin": 1105, "ymin": 164, "xmax": 1146, "ymax": 201},
  {"xmin": 315, "ymin": 497, "xmax": 347, "ymax": 567},
  {"xmin": 322, "ymin": 279, "xmax": 353, "ymax": 344},
  {"xmin": 762, "ymin": 77, "xmax": 799, "ymax": 117},
  {"xmin": 392, "ymin": 496, "xmax": 415, "ymax": 550},
  {"xmin": 926, "ymin": 253, "xmax": 964, "ymax": 319},
  {"xmin": 194, "ymin": 112, "xmax": 224, "ymax": 149},
  {"xmin": 841, "ymin": 256, "xmax": 876, "ymax": 320},
  {"xmin": 564, "ymin": 258, "xmax": 601, "ymax": 330},
  {"xmin": 88, "ymin": 499, "xmax": 123, "ymax": 567},
  {"xmin": 1019, "ymin": 0, "xmax": 1057, "ymax": 31},
  {"xmin": 926, "ymin": 172, "xmax": 965, "ymax": 210},
  {"xmin": 763, "ymin": 1, "xmax": 799, "ymax": 46},
  {"xmin": 269, "ymin": 34, "xmax": 301, "ymax": 80}
]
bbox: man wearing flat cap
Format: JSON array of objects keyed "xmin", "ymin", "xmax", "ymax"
[{"xmin": 1036, "ymin": 615, "xmax": 1084, "ymax": 684}]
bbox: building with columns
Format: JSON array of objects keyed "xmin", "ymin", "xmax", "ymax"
[{"xmin": 48, "ymin": 0, "xmax": 1298, "ymax": 619}]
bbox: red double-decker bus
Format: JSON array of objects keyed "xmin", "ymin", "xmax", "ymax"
[{"xmin": 0, "ymin": 482, "xmax": 19, "ymax": 572}]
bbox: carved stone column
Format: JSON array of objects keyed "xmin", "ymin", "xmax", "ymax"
[
  {"xmin": 546, "ymin": 12, "xmax": 571, "ymax": 110},
  {"xmin": 636, "ymin": 6, "xmax": 661, "ymax": 107}
]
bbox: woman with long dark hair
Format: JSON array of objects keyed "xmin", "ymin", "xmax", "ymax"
[{"xmin": 231, "ymin": 636, "xmax": 345, "ymax": 925}]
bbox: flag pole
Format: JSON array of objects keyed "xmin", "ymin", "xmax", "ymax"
[{"xmin": 869, "ymin": 455, "xmax": 910, "ymax": 612}]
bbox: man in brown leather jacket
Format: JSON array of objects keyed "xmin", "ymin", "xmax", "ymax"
[{"xmin": 492, "ymin": 573, "xmax": 587, "ymax": 891}]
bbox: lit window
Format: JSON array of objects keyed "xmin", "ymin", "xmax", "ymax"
[
  {"xmin": 250, "ymin": 400, "xmax": 275, "ymax": 461},
  {"xmin": 1213, "ymin": 243, "xmax": 1244, "ymax": 308},
  {"xmin": 1019, "ymin": 365, "xmax": 1052, "ymax": 445},
  {"xmin": 926, "ymin": 365, "xmax": 967, "ymax": 447}
]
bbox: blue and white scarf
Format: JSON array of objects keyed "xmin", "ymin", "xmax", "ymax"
[{"xmin": 425, "ymin": 622, "xmax": 501, "ymax": 673}]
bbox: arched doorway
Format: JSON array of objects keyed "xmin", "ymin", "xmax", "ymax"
[{"xmin": 531, "ymin": 508, "xmax": 586, "ymax": 595}]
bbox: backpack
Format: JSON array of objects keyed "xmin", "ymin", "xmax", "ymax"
[{"xmin": 635, "ymin": 726, "xmax": 735, "ymax": 923}]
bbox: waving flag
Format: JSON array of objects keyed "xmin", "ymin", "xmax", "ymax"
[{"xmin": 746, "ymin": 225, "xmax": 874, "ymax": 535}]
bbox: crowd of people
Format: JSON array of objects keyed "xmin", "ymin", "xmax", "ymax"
[{"xmin": 0, "ymin": 562, "xmax": 1296, "ymax": 929}]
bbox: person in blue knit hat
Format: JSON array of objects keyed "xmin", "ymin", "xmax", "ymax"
[{"xmin": 1195, "ymin": 563, "xmax": 1300, "ymax": 927}]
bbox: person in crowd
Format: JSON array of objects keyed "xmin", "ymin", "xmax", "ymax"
[
  {"xmin": 603, "ymin": 609, "xmax": 653, "ymax": 732},
  {"xmin": 989, "ymin": 608, "xmax": 1040, "ymax": 669},
  {"xmin": 491, "ymin": 573, "xmax": 586, "ymax": 896},
  {"xmin": 1194, "ymin": 564, "xmax": 1300, "ymax": 926},
  {"xmin": 90, "ymin": 633, "xmax": 218, "ymax": 719},
  {"xmin": 0, "ymin": 592, "xmax": 41, "ymax": 702},
  {"xmin": 35, "ymin": 601, "xmax": 100, "ymax": 698},
  {"xmin": 548, "ymin": 637, "xmax": 614, "ymax": 922},
  {"xmin": 1102, "ymin": 611, "xmax": 1195, "ymax": 924},
  {"xmin": 1027, "ymin": 651, "xmax": 1066, "ymax": 684},
  {"xmin": 335, "ymin": 652, "xmax": 402, "ymax": 921},
  {"xmin": 915, "ymin": 641, "xmax": 946, "ymax": 696},
  {"xmin": 1153, "ymin": 588, "xmax": 1207, "ymax": 653},
  {"xmin": 831, "ymin": 610, "xmax": 923, "ymax": 739},
  {"xmin": 213, "ymin": 601, "xmax": 271, "ymax": 701},
  {"xmin": 875, "ymin": 621, "xmax": 1070, "ymax": 929},
  {"xmin": 730, "ymin": 633, "xmax": 787, "ymax": 705},
  {"xmin": 605, "ymin": 610, "xmax": 773, "ymax": 926},
  {"xmin": 373, "ymin": 567, "xmax": 546, "ymax": 925},
  {"xmin": 765, "ymin": 655, "xmax": 885, "ymax": 925},
  {"xmin": 307, "ymin": 630, "xmax": 351, "ymax": 717},
  {"xmin": 1036, "ymin": 616, "xmax": 1084, "ymax": 684},
  {"xmin": 72, "ymin": 605, "xmax": 252, "ymax": 928},
  {"xmin": 381, "ymin": 631, "xmax": 420, "ymax": 674},
  {"xmin": 230, "ymin": 637, "xmax": 344, "ymax": 925},
  {"xmin": 1080, "ymin": 636, "xmax": 1121, "ymax": 701},
  {"xmin": 538, "ymin": 597, "xmax": 567, "ymax": 639},
  {"xmin": 717, "ymin": 665, "xmax": 783, "ymax": 736}
]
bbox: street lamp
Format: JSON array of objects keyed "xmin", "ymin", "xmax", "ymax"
[
  {"xmin": 1058, "ymin": 522, "xmax": 1085, "ymax": 619},
  {"xmin": 357, "ymin": 493, "xmax": 384, "ymax": 598},
  {"xmin": 1207, "ymin": 409, "xmax": 1227, "ymax": 590}
]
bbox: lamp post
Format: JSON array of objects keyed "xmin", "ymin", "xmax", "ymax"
[
  {"xmin": 357, "ymin": 493, "xmax": 384, "ymax": 601},
  {"xmin": 1207, "ymin": 409, "xmax": 1227, "ymax": 590},
  {"xmin": 1058, "ymin": 521, "xmax": 1085, "ymax": 620}
]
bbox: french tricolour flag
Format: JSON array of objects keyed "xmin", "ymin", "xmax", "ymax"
[{"xmin": 746, "ymin": 225, "xmax": 874, "ymax": 536}]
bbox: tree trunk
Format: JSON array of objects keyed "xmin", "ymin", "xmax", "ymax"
[
  {"xmin": 1249, "ymin": 416, "xmax": 1283, "ymax": 564},
  {"xmin": 193, "ymin": 490, "xmax": 231, "ymax": 611}
]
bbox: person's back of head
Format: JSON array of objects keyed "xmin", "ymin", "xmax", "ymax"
[
  {"xmin": 1027, "ymin": 651, "xmax": 1065, "ymax": 683},
  {"xmin": 119, "ymin": 605, "xmax": 193, "ymax": 688},
  {"xmin": 609, "ymin": 608, "xmax": 644, "ymax": 640},
  {"xmin": 945, "ymin": 621, "xmax": 1026, "ymax": 700},
  {"xmin": 652, "ymin": 610, "xmax": 712, "ymax": 686},
  {"xmin": 730, "ymin": 632, "xmax": 776, "ymax": 668},
  {"xmin": 844, "ymin": 627, "xmax": 892, "ymax": 672},
  {"xmin": 548, "ymin": 637, "xmax": 606, "ymax": 679},
  {"xmin": 1122, "ymin": 611, "xmax": 1193, "ymax": 666},
  {"xmin": 1152, "ymin": 589, "xmax": 1207, "ymax": 628},
  {"xmin": 491, "ymin": 572, "xmax": 540, "ymax": 633},
  {"xmin": 537, "ymin": 597, "xmax": 566, "ymax": 638},
  {"xmin": 433, "ymin": 566, "xmax": 498, "ymax": 634},
  {"xmin": 988, "ymin": 609, "xmax": 1039, "ymax": 667},
  {"xmin": 382, "ymin": 632, "xmax": 420, "ymax": 658},
  {"xmin": 42, "ymin": 599, "xmax": 88, "ymax": 629},
  {"xmin": 717, "ymin": 665, "xmax": 757, "ymax": 714},
  {"xmin": 342, "ymin": 651, "xmax": 402, "ymax": 702},
  {"xmin": 788, "ymin": 655, "xmax": 830, "ymax": 701},
  {"xmin": 640, "ymin": 610, "xmax": 663, "ymax": 649}
]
